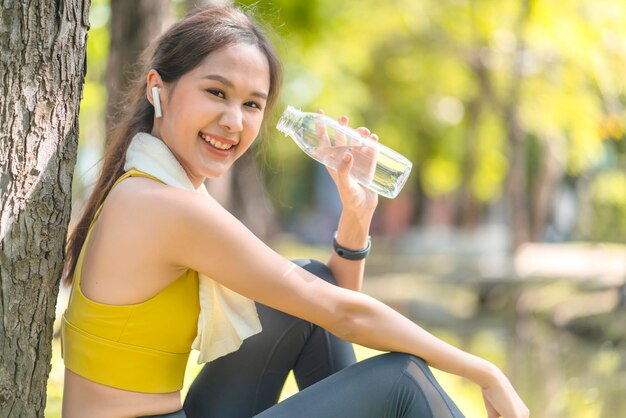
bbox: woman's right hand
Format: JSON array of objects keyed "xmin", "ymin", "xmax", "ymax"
[{"xmin": 479, "ymin": 366, "xmax": 529, "ymax": 418}]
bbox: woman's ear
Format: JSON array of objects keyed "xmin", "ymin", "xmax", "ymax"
[{"xmin": 146, "ymin": 69, "xmax": 166, "ymax": 110}]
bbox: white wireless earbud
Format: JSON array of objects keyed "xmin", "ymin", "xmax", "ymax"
[{"xmin": 152, "ymin": 86, "xmax": 162, "ymax": 118}]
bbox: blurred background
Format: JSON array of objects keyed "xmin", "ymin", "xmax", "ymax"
[{"xmin": 49, "ymin": 0, "xmax": 626, "ymax": 417}]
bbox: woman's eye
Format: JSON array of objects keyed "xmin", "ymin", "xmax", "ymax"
[
  {"xmin": 207, "ymin": 89, "xmax": 225, "ymax": 98},
  {"xmin": 245, "ymin": 101, "xmax": 263, "ymax": 110}
]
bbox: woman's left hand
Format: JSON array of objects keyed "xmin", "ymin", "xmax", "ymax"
[{"xmin": 319, "ymin": 111, "xmax": 379, "ymax": 217}]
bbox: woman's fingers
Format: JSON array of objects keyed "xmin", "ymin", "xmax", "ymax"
[
  {"xmin": 316, "ymin": 114, "xmax": 380, "ymax": 187},
  {"xmin": 355, "ymin": 127, "xmax": 371, "ymax": 139},
  {"xmin": 336, "ymin": 115, "xmax": 349, "ymax": 147},
  {"xmin": 332, "ymin": 151, "xmax": 354, "ymax": 191}
]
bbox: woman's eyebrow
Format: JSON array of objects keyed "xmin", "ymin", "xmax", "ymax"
[{"xmin": 202, "ymin": 74, "xmax": 268, "ymax": 100}]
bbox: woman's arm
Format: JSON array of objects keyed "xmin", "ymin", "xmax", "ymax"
[
  {"xmin": 323, "ymin": 118, "xmax": 379, "ymax": 291},
  {"xmin": 326, "ymin": 208, "xmax": 373, "ymax": 291},
  {"xmin": 148, "ymin": 188, "xmax": 527, "ymax": 417}
]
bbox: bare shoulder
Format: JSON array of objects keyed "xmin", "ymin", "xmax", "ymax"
[
  {"xmin": 105, "ymin": 177, "xmax": 207, "ymax": 220},
  {"xmin": 102, "ymin": 176, "xmax": 235, "ymax": 260}
]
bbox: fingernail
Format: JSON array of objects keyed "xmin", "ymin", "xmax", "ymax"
[{"xmin": 343, "ymin": 153, "xmax": 351, "ymax": 162}]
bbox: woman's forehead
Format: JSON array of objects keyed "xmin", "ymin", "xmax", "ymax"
[{"xmin": 191, "ymin": 44, "xmax": 270, "ymax": 88}]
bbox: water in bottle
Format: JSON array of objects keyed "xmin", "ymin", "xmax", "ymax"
[{"xmin": 276, "ymin": 106, "xmax": 412, "ymax": 198}]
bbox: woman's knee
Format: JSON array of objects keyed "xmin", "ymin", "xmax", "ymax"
[
  {"xmin": 381, "ymin": 353, "xmax": 464, "ymax": 417},
  {"xmin": 364, "ymin": 352, "xmax": 432, "ymax": 383},
  {"xmin": 291, "ymin": 259, "xmax": 337, "ymax": 285}
]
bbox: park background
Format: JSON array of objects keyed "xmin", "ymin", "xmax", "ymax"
[{"xmin": 46, "ymin": 0, "xmax": 626, "ymax": 416}]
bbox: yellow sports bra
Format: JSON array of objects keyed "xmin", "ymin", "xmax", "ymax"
[{"xmin": 61, "ymin": 169, "xmax": 200, "ymax": 393}]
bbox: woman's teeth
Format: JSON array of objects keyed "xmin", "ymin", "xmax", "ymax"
[{"xmin": 200, "ymin": 133, "xmax": 233, "ymax": 150}]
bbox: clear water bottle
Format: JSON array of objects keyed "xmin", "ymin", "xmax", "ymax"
[{"xmin": 276, "ymin": 106, "xmax": 413, "ymax": 199}]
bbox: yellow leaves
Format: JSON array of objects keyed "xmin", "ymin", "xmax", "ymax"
[
  {"xmin": 568, "ymin": 126, "xmax": 605, "ymax": 175},
  {"xmin": 520, "ymin": 69, "xmax": 605, "ymax": 175},
  {"xmin": 598, "ymin": 114, "xmax": 625, "ymax": 141},
  {"xmin": 421, "ymin": 156, "xmax": 461, "ymax": 196},
  {"xmin": 471, "ymin": 151, "xmax": 507, "ymax": 202},
  {"xmin": 591, "ymin": 171, "xmax": 626, "ymax": 207}
]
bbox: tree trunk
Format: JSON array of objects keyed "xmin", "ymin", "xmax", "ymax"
[
  {"xmin": 106, "ymin": 0, "xmax": 169, "ymax": 137},
  {"xmin": 504, "ymin": 0, "xmax": 533, "ymax": 250},
  {"xmin": 455, "ymin": 97, "xmax": 482, "ymax": 228},
  {"xmin": 505, "ymin": 106, "xmax": 531, "ymax": 249},
  {"xmin": 531, "ymin": 137, "xmax": 563, "ymax": 240},
  {"xmin": 0, "ymin": 1, "xmax": 90, "ymax": 417}
]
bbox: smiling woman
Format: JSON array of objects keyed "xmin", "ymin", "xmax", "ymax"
[
  {"xmin": 147, "ymin": 43, "xmax": 269, "ymax": 184},
  {"xmin": 60, "ymin": 4, "xmax": 528, "ymax": 418}
]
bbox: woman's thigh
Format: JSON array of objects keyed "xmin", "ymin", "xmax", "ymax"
[{"xmin": 253, "ymin": 353, "xmax": 465, "ymax": 418}]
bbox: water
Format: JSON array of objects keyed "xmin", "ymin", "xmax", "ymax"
[
  {"xmin": 305, "ymin": 145, "xmax": 411, "ymax": 197},
  {"xmin": 277, "ymin": 107, "xmax": 413, "ymax": 198}
]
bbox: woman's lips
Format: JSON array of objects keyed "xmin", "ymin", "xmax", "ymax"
[{"xmin": 198, "ymin": 133, "xmax": 234, "ymax": 156}]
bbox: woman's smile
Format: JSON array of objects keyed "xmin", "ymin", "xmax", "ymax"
[{"xmin": 199, "ymin": 132, "xmax": 237, "ymax": 157}]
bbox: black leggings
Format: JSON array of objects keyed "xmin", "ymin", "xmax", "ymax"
[{"xmin": 183, "ymin": 259, "xmax": 465, "ymax": 418}]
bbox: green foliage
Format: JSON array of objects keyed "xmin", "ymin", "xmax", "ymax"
[
  {"xmin": 240, "ymin": 0, "xmax": 626, "ymax": 241},
  {"xmin": 74, "ymin": 0, "xmax": 626, "ymax": 241},
  {"xmin": 588, "ymin": 170, "xmax": 626, "ymax": 242}
]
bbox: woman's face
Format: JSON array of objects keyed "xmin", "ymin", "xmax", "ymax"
[{"xmin": 150, "ymin": 43, "xmax": 270, "ymax": 187}]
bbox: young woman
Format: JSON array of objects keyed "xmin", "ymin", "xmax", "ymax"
[{"xmin": 61, "ymin": 5, "xmax": 529, "ymax": 418}]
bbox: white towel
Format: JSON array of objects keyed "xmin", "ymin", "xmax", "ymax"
[{"xmin": 124, "ymin": 132, "xmax": 262, "ymax": 363}]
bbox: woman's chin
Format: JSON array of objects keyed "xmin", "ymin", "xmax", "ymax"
[{"xmin": 201, "ymin": 164, "xmax": 232, "ymax": 180}]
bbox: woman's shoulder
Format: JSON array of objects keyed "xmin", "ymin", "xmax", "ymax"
[
  {"xmin": 103, "ymin": 176, "xmax": 227, "ymax": 240},
  {"xmin": 106, "ymin": 176, "xmax": 205, "ymax": 213},
  {"xmin": 100, "ymin": 175, "xmax": 240, "ymax": 270}
]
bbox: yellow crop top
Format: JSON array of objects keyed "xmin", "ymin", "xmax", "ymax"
[{"xmin": 61, "ymin": 169, "xmax": 200, "ymax": 393}]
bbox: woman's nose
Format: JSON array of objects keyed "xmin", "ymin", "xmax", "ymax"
[{"xmin": 218, "ymin": 106, "xmax": 243, "ymax": 133}]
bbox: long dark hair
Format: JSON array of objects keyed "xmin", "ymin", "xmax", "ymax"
[{"xmin": 64, "ymin": 5, "xmax": 283, "ymax": 285}]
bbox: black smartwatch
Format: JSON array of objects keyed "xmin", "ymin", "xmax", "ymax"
[{"xmin": 332, "ymin": 232, "xmax": 371, "ymax": 260}]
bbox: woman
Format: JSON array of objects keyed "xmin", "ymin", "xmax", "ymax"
[{"xmin": 61, "ymin": 5, "xmax": 529, "ymax": 418}]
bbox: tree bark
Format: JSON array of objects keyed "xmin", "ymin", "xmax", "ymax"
[
  {"xmin": 106, "ymin": 0, "xmax": 169, "ymax": 137},
  {"xmin": 0, "ymin": 1, "xmax": 90, "ymax": 417}
]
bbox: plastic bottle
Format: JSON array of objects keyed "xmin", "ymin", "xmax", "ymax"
[{"xmin": 276, "ymin": 106, "xmax": 412, "ymax": 199}]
